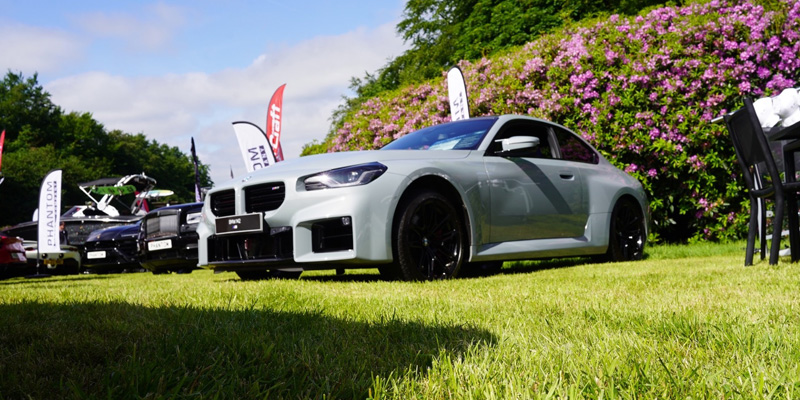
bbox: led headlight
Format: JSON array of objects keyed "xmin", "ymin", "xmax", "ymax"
[{"xmin": 304, "ymin": 162, "xmax": 387, "ymax": 191}]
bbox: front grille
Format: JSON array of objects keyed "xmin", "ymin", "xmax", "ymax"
[
  {"xmin": 245, "ymin": 182, "xmax": 285, "ymax": 213},
  {"xmin": 207, "ymin": 228, "xmax": 293, "ymax": 262},
  {"xmin": 117, "ymin": 240, "xmax": 138, "ymax": 256},
  {"xmin": 210, "ymin": 190, "xmax": 235, "ymax": 216},
  {"xmin": 145, "ymin": 214, "xmax": 179, "ymax": 239}
]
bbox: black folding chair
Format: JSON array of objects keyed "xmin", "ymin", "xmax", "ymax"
[{"xmin": 724, "ymin": 97, "xmax": 800, "ymax": 265}]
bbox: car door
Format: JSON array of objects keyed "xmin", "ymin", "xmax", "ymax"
[{"xmin": 483, "ymin": 119, "xmax": 589, "ymax": 243}]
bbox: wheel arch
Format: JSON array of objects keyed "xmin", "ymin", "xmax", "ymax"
[
  {"xmin": 390, "ymin": 175, "xmax": 473, "ymax": 259},
  {"xmin": 602, "ymin": 192, "xmax": 648, "ymax": 261},
  {"xmin": 610, "ymin": 191, "xmax": 649, "ymax": 241}
]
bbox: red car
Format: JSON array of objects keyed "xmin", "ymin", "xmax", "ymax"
[{"xmin": 0, "ymin": 235, "xmax": 28, "ymax": 276}]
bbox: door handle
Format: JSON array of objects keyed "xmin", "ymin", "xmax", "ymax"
[{"xmin": 559, "ymin": 174, "xmax": 574, "ymax": 180}]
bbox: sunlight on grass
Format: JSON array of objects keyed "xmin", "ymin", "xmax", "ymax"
[{"xmin": 1, "ymin": 242, "xmax": 799, "ymax": 398}]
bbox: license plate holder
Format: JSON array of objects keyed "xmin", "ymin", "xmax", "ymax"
[
  {"xmin": 44, "ymin": 258, "xmax": 63, "ymax": 266},
  {"xmin": 87, "ymin": 251, "xmax": 107, "ymax": 259},
  {"xmin": 215, "ymin": 213, "xmax": 264, "ymax": 235},
  {"xmin": 148, "ymin": 239, "xmax": 173, "ymax": 251}
]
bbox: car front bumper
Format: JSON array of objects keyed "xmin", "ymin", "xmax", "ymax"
[{"xmin": 197, "ymin": 173, "xmax": 405, "ymax": 272}]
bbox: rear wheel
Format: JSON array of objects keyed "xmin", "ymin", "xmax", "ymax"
[
  {"xmin": 394, "ymin": 190, "xmax": 466, "ymax": 281},
  {"xmin": 236, "ymin": 269, "xmax": 302, "ymax": 280},
  {"xmin": 603, "ymin": 198, "xmax": 646, "ymax": 262}
]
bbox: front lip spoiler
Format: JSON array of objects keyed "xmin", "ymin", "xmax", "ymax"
[{"xmin": 204, "ymin": 257, "xmax": 297, "ymax": 271}]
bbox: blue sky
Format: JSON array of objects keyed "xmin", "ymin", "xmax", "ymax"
[{"xmin": 0, "ymin": 0, "xmax": 408, "ymax": 184}]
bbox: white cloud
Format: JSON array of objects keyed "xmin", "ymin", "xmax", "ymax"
[
  {"xmin": 46, "ymin": 22, "xmax": 407, "ymax": 185},
  {"xmin": 0, "ymin": 24, "xmax": 84, "ymax": 74},
  {"xmin": 73, "ymin": 3, "xmax": 187, "ymax": 52}
]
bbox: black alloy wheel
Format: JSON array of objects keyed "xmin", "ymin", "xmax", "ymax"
[
  {"xmin": 606, "ymin": 197, "xmax": 646, "ymax": 261},
  {"xmin": 394, "ymin": 190, "xmax": 466, "ymax": 280}
]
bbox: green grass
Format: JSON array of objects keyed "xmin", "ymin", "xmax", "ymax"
[{"xmin": 2, "ymin": 242, "xmax": 799, "ymax": 399}]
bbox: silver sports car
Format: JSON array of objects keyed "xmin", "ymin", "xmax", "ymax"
[{"xmin": 197, "ymin": 115, "xmax": 648, "ymax": 281}]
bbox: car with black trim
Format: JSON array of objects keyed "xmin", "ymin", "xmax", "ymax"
[
  {"xmin": 138, "ymin": 202, "xmax": 203, "ymax": 274},
  {"xmin": 197, "ymin": 115, "xmax": 649, "ymax": 281},
  {"xmin": 81, "ymin": 222, "xmax": 143, "ymax": 273}
]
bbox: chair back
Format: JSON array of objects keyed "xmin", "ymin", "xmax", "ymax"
[{"xmin": 724, "ymin": 97, "xmax": 783, "ymax": 195}]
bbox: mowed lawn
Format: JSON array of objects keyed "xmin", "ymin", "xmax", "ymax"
[{"xmin": 1, "ymin": 242, "xmax": 799, "ymax": 399}]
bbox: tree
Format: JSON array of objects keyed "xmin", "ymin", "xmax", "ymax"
[
  {"xmin": 0, "ymin": 72, "xmax": 62, "ymax": 150},
  {"xmin": 323, "ymin": 0, "xmax": 671, "ymax": 145},
  {"xmin": 0, "ymin": 72, "xmax": 212, "ymax": 228}
]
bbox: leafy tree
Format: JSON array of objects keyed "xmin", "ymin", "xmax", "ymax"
[
  {"xmin": 315, "ymin": 0, "xmax": 672, "ymax": 150},
  {"xmin": 0, "ymin": 72, "xmax": 62, "ymax": 149},
  {"xmin": 0, "ymin": 72, "xmax": 212, "ymax": 228},
  {"xmin": 375, "ymin": 0, "xmax": 669, "ymax": 93}
]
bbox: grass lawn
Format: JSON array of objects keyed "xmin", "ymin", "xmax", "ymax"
[{"xmin": 1, "ymin": 242, "xmax": 799, "ymax": 399}]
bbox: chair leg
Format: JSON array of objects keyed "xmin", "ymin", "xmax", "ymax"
[
  {"xmin": 788, "ymin": 192, "xmax": 800, "ymax": 262},
  {"xmin": 760, "ymin": 198, "xmax": 767, "ymax": 260},
  {"xmin": 746, "ymin": 198, "xmax": 759, "ymax": 266},
  {"xmin": 769, "ymin": 196, "xmax": 785, "ymax": 265}
]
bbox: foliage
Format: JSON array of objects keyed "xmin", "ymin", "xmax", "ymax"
[
  {"xmin": 308, "ymin": 0, "xmax": 800, "ymax": 243},
  {"xmin": 0, "ymin": 72, "xmax": 212, "ymax": 227},
  {"xmin": 329, "ymin": 0, "xmax": 671, "ymax": 139},
  {"xmin": 2, "ymin": 245, "xmax": 800, "ymax": 398}
]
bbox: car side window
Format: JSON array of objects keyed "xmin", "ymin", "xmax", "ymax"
[
  {"xmin": 553, "ymin": 127, "xmax": 599, "ymax": 164},
  {"xmin": 488, "ymin": 120, "xmax": 553, "ymax": 159}
]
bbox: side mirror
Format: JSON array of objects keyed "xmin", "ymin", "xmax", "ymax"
[{"xmin": 495, "ymin": 136, "xmax": 540, "ymax": 153}]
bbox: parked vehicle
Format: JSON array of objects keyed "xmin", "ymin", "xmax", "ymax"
[
  {"xmin": 0, "ymin": 235, "xmax": 28, "ymax": 277},
  {"xmin": 82, "ymin": 222, "xmax": 143, "ymax": 273},
  {"xmin": 22, "ymin": 240, "xmax": 82, "ymax": 275},
  {"xmin": 197, "ymin": 115, "xmax": 649, "ymax": 281},
  {"xmin": 2, "ymin": 173, "xmax": 169, "ymax": 275},
  {"xmin": 138, "ymin": 202, "xmax": 203, "ymax": 274}
]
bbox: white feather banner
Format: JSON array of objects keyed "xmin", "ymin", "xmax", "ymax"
[
  {"xmin": 232, "ymin": 121, "xmax": 276, "ymax": 174},
  {"xmin": 37, "ymin": 170, "xmax": 62, "ymax": 253},
  {"xmin": 447, "ymin": 66, "xmax": 470, "ymax": 121}
]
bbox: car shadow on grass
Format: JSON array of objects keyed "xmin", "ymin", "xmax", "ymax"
[
  {"xmin": 221, "ymin": 251, "xmax": 654, "ymax": 283},
  {"xmin": 300, "ymin": 272, "xmax": 385, "ymax": 283},
  {"xmin": 499, "ymin": 257, "xmax": 595, "ymax": 275},
  {"xmin": 0, "ymin": 300, "xmax": 496, "ymax": 399},
  {"xmin": 0, "ymin": 274, "xmax": 114, "ymax": 285}
]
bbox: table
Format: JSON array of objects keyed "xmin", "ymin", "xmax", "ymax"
[
  {"xmin": 767, "ymin": 120, "xmax": 800, "ymax": 141},
  {"xmin": 768, "ymin": 120, "xmax": 800, "ymax": 262}
]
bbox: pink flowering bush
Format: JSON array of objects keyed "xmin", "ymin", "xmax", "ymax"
[{"xmin": 309, "ymin": 0, "xmax": 800, "ymax": 242}]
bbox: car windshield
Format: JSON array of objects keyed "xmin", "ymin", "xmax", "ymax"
[{"xmin": 382, "ymin": 117, "xmax": 499, "ymax": 151}]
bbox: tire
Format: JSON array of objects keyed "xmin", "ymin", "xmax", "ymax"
[
  {"xmin": 236, "ymin": 269, "xmax": 302, "ymax": 281},
  {"xmin": 603, "ymin": 197, "xmax": 646, "ymax": 262},
  {"xmin": 394, "ymin": 190, "xmax": 466, "ymax": 281}
]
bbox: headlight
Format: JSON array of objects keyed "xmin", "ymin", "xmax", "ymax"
[
  {"xmin": 304, "ymin": 162, "xmax": 387, "ymax": 191},
  {"xmin": 186, "ymin": 212, "xmax": 202, "ymax": 224}
]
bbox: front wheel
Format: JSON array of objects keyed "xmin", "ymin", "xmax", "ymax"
[
  {"xmin": 603, "ymin": 197, "xmax": 646, "ymax": 262},
  {"xmin": 394, "ymin": 190, "xmax": 466, "ymax": 281}
]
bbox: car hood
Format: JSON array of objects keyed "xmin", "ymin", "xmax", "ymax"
[
  {"xmin": 223, "ymin": 150, "xmax": 471, "ymax": 185},
  {"xmin": 87, "ymin": 224, "xmax": 140, "ymax": 242}
]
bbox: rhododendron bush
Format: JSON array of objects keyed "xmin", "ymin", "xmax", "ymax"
[{"xmin": 311, "ymin": 0, "xmax": 800, "ymax": 242}]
